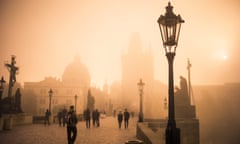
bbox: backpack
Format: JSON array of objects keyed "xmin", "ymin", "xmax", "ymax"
[{"xmin": 67, "ymin": 111, "xmax": 77, "ymax": 126}]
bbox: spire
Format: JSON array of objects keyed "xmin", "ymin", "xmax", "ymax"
[{"xmin": 128, "ymin": 32, "xmax": 142, "ymax": 54}]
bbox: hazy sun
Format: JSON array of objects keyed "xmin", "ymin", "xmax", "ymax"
[
  {"xmin": 213, "ymin": 38, "xmax": 229, "ymax": 61},
  {"xmin": 218, "ymin": 50, "xmax": 228, "ymax": 61},
  {"xmin": 222, "ymin": 54, "xmax": 228, "ymax": 60}
]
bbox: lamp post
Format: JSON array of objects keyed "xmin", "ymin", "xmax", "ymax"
[
  {"xmin": 157, "ymin": 2, "xmax": 184, "ymax": 144},
  {"xmin": 137, "ymin": 79, "xmax": 145, "ymax": 122},
  {"xmin": 75, "ymin": 94, "xmax": 78, "ymax": 113},
  {"xmin": 48, "ymin": 89, "xmax": 53, "ymax": 114},
  {"xmin": 0, "ymin": 76, "xmax": 6, "ymax": 100}
]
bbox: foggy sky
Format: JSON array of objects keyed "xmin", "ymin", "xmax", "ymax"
[{"xmin": 0, "ymin": 0, "xmax": 240, "ymax": 87}]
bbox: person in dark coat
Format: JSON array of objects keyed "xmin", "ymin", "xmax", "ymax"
[
  {"xmin": 62, "ymin": 107, "xmax": 67, "ymax": 127},
  {"xmin": 44, "ymin": 109, "xmax": 51, "ymax": 125},
  {"xmin": 117, "ymin": 111, "xmax": 123, "ymax": 129},
  {"xmin": 57, "ymin": 110, "xmax": 63, "ymax": 126},
  {"xmin": 123, "ymin": 108, "xmax": 130, "ymax": 128},
  {"xmin": 95, "ymin": 109, "xmax": 100, "ymax": 127},
  {"xmin": 84, "ymin": 108, "xmax": 91, "ymax": 128},
  {"xmin": 66, "ymin": 105, "xmax": 78, "ymax": 144},
  {"xmin": 92, "ymin": 109, "xmax": 96, "ymax": 127}
]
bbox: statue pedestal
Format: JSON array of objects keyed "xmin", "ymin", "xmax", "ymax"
[
  {"xmin": 11, "ymin": 113, "xmax": 33, "ymax": 126},
  {"xmin": 1, "ymin": 113, "xmax": 32, "ymax": 130},
  {"xmin": 3, "ymin": 117, "xmax": 13, "ymax": 130},
  {"xmin": 1, "ymin": 115, "xmax": 13, "ymax": 130}
]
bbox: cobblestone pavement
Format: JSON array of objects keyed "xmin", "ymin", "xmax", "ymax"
[{"xmin": 0, "ymin": 116, "xmax": 138, "ymax": 144}]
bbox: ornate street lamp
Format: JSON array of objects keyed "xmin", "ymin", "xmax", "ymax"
[
  {"xmin": 0, "ymin": 76, "xmax": 6, "ymax": 100},
  {"xmin": 137, "ymin": 79, "xmax": 145, "ymax": 122},
  {"xmin": 75, "ymin": 94, "xmax": 78, "ymax": 113},
  {"xmin": 157, "ymin": 2, "xmax": 184, "ymax": 144},
  {"xmin": 48, "ymin": 88, "xmax": 53, "ymax": 114}
]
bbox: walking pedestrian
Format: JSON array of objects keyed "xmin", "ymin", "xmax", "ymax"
[
  {"xmin": 62, "ymin": 107, "xmax": 67, "ymax": 127},
  {"xmin": 66, "ymin": 105, "xmax": 78, "ymax": 144},
  {"xmin": 117, "ymin": 111, "xmax": 123, "ymax": 129},
  {"xmin": 44, "ymin": 109, "xmax": 51, "ymax": 125},
  {"xmin": 124, "ymin": 108, "xmax": 130, "ymax": 128},
  {"xmin": 95, "ymin": 109, "xmax": 100, "ymax": 127},
  {"xmin": 57, "ymin": 110, "xmax": 62, "ymax": 126},
  {"xmin": 113, "ymin": 109, "xmax": 116, "ymax": 117},
  {"xmin": 84, "ymin": 108, "xmax": 91, "ymax": 128},
  {"xmin": 92, "ymin": 109, "xmax": 96, "ymax": 127}
]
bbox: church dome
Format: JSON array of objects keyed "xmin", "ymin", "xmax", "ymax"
[{"xmin": 62, "ymin": 57, "xmax": 90, "ymax": 86}]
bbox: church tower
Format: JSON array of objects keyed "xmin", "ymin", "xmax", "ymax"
[{"xmin": 121, "ymin": 32, "xmax": 154, "ymax": 118}]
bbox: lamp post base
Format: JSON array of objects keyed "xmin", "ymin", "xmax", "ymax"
[
  {"xmin": 138, "ymin": 113, "xmax": 143, "ymax": 122},
  {"xmin": 166, "ymin": 127, "xmax": 180, "ymax": 144}
]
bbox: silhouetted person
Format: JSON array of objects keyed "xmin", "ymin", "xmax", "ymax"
[
  {"xmin": 113, "ymin": 109, "xmax": 116, "ymax": 117},
  {"xmin": 117, "ymin": 111, "xmax": 123, "ymax": 129},
  {"xmin": 92, "ymin": 109, "xmax": 97, "ymax": 126},
  {"xmin": 67, "ymin": 105, "xmax": 78, "ymax": 144},
  {"xmin": 44, "ymin": 109, "xmax": 51, "ymax": 125},
  {"xmin": 95, "ymin": 109, "xmax": 100, "ymax": 127},
  {"xmin": 84, "ymin": 108, "xmax": 91, "ymax": 128},
  {"xmin": 57, "ymin": 110, "xmax": 63, "ymax": 126},
  {"xmin": 62, "ymin": 107, "xmax": 67, "ymax": 127},
  {"xmin": 123, "ymin": 108, "xmax": 130, "ymax": 128},
  {"xmin": 92, "ymin": 109, "xmax": 100, "ymax": 127}
]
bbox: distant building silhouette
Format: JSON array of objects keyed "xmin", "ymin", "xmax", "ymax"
[
  {"xmin": 23, "ymin": 57, "xmax": 89, "ymax": 116},
  {"xmin": 121, "ymin": 32, "xmax": 154, "ymax": 118},
  {"xmin": 23, "ymin": 57, "xmax": 108, "ymax": 116}
]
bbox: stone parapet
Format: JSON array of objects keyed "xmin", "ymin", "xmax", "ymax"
[
  {"xmin": 136, "ymin": 122, "xmax": 163, "ymax": 144},
  {"xmin": 2, "ymin": 113, "xmax": 32, "ymax": 127},
  {"xmin": 137, "ymin": 118, "xmax": 199, "ymax": 144}
]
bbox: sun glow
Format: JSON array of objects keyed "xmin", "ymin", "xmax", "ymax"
[
  {"xmin": 212, "ymin": 37, "xmax": 230, "ymax": 61},
  {"xmin": 217, "ymin": 49, "xmax": 228, "ymax": 61},
  {"xmin": 222, "ymin": 53, "xmax": 228, "ymax": 60}
]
